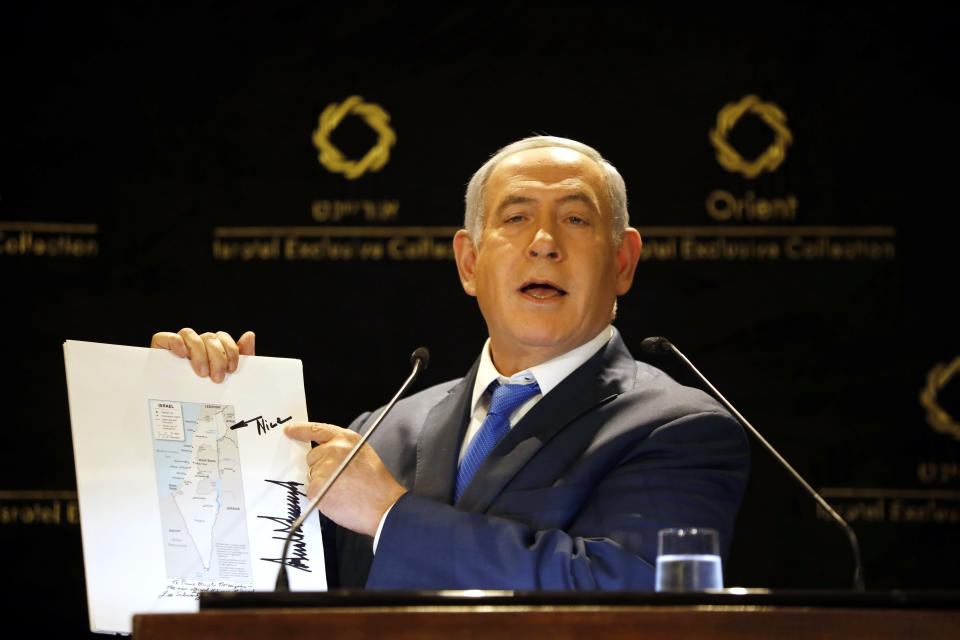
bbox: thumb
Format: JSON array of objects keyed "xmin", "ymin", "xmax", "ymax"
[{"xmin": 238, "ymin": 331, "xmax": 256, "ymax": 356}]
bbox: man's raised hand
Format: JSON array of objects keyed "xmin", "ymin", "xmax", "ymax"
[
  {"xmin": 284, "ymin": 422, "xmax": 407, "ymax": 537},
  {"xmin": 150, "ymin": 328, "xmax": 255, "ymax": 383}
]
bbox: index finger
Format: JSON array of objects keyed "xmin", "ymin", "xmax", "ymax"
[
  {"xmin": 216, "ymin": 331, "xmax": 241, "ymax": 374},
  {"xmin": 284, "ymin": 422, "xmax": 342, "ymax": 444}
]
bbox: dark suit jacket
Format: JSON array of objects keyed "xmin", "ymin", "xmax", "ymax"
[{"xmin": 327, "ymin": 329, "xmax": 749, "ymax": 590}]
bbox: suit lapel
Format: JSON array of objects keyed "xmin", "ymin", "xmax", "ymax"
[
  {"xmin": 455, "ymin": 330, "xmax": 638, "ymax": 512},
  {"xmin": 412, "ymin": 358, "xmax": 479, "ymax": 503}
]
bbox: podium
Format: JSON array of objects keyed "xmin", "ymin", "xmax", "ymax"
[{"xmin": 133, "ymin": 590, "xmax": 960, "ymax": 639}]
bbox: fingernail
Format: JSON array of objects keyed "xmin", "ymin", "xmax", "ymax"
[{"xmin": 199, "ymin": 363, "xmax": 208, "ymax": 376}]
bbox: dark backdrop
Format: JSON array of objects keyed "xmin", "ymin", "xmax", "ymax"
[{"xmin": 2, "ymin": 3, "xmax": 957, "ymax": 637}]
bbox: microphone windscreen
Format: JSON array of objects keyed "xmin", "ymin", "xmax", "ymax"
[
  {"xmin": 411, "ymin": 347, "xmax": 430, "ymax": 370},
  {"xmin": 640, "ymin": 336, "xmax": 672, "ymax": 355}
]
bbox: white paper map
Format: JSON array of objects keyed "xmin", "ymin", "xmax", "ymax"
[
  {"xmin": 150, "ymin": 400, "xmax": 252, "ymax": 582},
  {"xmin": 64, "ymin": 341, "xmax": 327, "ymax": 635}
]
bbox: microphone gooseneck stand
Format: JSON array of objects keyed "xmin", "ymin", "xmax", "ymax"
[
  {"xmin": 274, "ymin": 347, "xmax": 430, "ymax": 591},
  {"xmin": 641, "ymin": 336, "xmax": 865, "ymax": 592}
]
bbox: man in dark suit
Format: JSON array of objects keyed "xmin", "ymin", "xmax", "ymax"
[{"xmin": 152, "ymin": 136, "xmax": 749, "ymax": 589}]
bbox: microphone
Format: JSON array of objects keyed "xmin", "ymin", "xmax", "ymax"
[
  {"xmin": 640, "ymin": 336, "xmax": 672, "ymax": 355},
  {"xmin": 410, "ymin": 346, "xmax": 430, "ymax": 370},
  {"xmin": 274, "ymin": 347, "xmax": 430, "ymax": 591},
  {"xmin": 642, "ymin": 336, "xmax": 865, "ymax": 591}
]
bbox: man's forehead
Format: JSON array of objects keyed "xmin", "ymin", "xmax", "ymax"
[
  {"xmin": 487, "ymin": 146, "xmax": 605, "ymax": 197},
  {"xmin": 491, "ymin": 146, "xmax": 601, "ymax": 180}
]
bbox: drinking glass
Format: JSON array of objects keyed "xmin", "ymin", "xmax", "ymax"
[{"xmin": 655, "ymin": 527, "xmax": 723, "ymax": 591}]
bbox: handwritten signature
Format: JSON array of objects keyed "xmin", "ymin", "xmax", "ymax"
[
  {"xmin": 229, "ymin": 415, "xmax": 292, "ymax": 435},
  {"xmin": 158, "ymin": 578, "xmax": 253, "ymax": 600},
  {"xmin": 258, "ymin": 479, "xmax": 312, "ymax": 572}
]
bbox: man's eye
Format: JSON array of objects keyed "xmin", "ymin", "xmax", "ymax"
[
  {"xmin": 567, "ymin": 215, "xmax": 587, "ymax": 225},
  {"xmin": 504, "ymin": 214, "xmax": 525, "ymax": 223}
]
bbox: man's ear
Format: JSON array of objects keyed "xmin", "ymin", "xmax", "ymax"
[
  {"xmin": 453, "ymin": 229, "xmax": 479, "ymax": 296},
  {"xmin": 614, "ymin": 228, "xmax": 643, "ymax": 295}
]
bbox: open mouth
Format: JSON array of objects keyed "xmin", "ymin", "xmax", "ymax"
[{"xmin": 519, "ymin": 280, "xmax": 568, "ymax": 300}]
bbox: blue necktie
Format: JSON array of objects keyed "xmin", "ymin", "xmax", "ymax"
[{"xmin": 455, "ymin": 380, "xmax": 541, "ymax": 501}]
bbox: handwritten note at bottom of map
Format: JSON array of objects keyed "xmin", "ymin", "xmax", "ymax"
[{"xmin": 64, "ymin": 341, "xmax": 326, "ymax": 635}]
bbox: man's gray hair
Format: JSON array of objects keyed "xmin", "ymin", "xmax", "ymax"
[{"xmin": 464, "ymin": 135, "xmax": 629, "ymax": 245}]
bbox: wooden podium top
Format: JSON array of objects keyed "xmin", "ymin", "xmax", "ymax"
[{"xmin": 134, "ymin": 590, "xmax": 960, "ymax": 640}]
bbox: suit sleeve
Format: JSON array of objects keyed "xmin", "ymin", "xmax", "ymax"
[{"xmin": 364, "ymin": 410, "xmax": 749, "ymax": 590}]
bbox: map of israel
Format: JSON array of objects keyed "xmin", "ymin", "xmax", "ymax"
[{"xmin": 149, "ymin": 400, "xmax": 252, "ymax": 583}]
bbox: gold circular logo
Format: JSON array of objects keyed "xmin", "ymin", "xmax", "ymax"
[
  {"xmin": 709, "ymin": 94, "xmax": 793, "ymax": 179},
  {"xmin": 312, "ymin": 96, "xmax": 396, "ymax": 179},
  {"xmin": 920, "ymin": 356, "xmax": 960, "ymax": 440}
]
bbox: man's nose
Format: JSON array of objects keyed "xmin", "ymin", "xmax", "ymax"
[{"xmin": 527, "ymin": 225, "xmax": 562, "ymax": 260}]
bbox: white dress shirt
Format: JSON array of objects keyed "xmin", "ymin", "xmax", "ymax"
[
  {"xmin": 459, "ymin": 324, "xmax": 614, "ymax": 462},
  {"xmin": 373, "ymin": 325, "xmax": 614, "ymax": 551}
]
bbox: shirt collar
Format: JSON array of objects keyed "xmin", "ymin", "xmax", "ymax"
[{"xmin": 471, "ymin": 325, "xmax": 613, "ymax": 414}]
